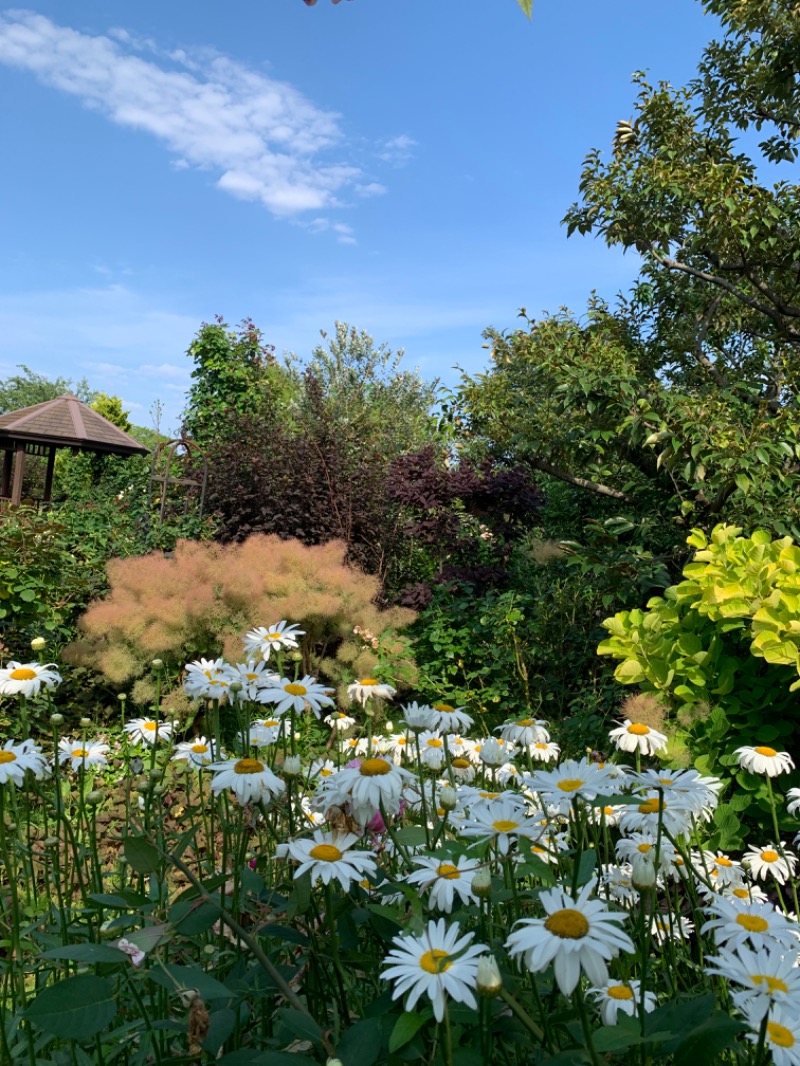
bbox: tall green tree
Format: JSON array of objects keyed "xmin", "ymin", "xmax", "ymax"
[{"xmin": 0, "ymin": 365, "xmax": 93, "ymax": 412}]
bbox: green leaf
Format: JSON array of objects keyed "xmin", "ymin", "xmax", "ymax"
[
  {"xmin": 39, "ymin": 943, "xmax": 128, "ymax": 964},
  {"xmin": 149, "ymin": 964, "xmax": 234, "ymax": 1002},
  {"xmin": 389, "ymin": 1010, "xmax": 431, "ymax": 1053},
  {"xmin": 121, "ymin": 835, "xmax": 161, "ymax": 874},
  {"xmin": 277, "ymin": 1007, "xmax": 324, "ymax": 1047},
  {"xmin": 336, "ymin": 1017, "xmax": 384, "ymax": 1066},
  {"xmin": 517, "ymin": 0, "xmax": 533, "ymax": 15},
  {"xmin": 25, "ymin": 975, "xmax": 117, "ymax": 1040}
]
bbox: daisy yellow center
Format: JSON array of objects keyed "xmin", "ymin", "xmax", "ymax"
[
  {"xmin": 419, "ymin": 949, "xmax": 451, "ymax": 974},
  {"xmin": 452, "ymin": 758, "xmax": 470, "ymax": 769},
  {"xmin": 71, "ymin": 749, "xmax": 87, "ymax": 758},
  {"xmin": 736, "ymin": 913, "xmax": 769, "ymax": 933},
  {"xmin": 426, "ymin": 738, "xmax": 443, "ymax": 748},
  {"xmin": 767, "ymin": 1021, "xmax": 795, "ymax": 1048},
  {"xmin": 0, "ymin": 751, "xmax": 17, "ymax": 764},
  {"xmin": 265, "ymin": 720, "xmax": 279, "ymax": 728},
  {"xmin": 143, "ymin": 722, "xmax": 157, "ymax": 732},
  {"xmin": 433, "ymin": 704, "xmax": 454, "ymax": 713},
  {"xmin": 637, "ymin": 843, "xmax": 652, "ymax": 853},
  {"xmin": 627, "ymin": 723, "xmax": 650, "ymax": 735},
  {"xmin": 535, "ymin": 743, "xmax": 549, "ymax": 750},
  {"xmin": 492, "ymin": 820, "xmax": 518, "ymax": 833},
  {"xmin": 557, "ymin": 778, "xmax": 585, "ymax": 793},
  {"xmin": 359, "ymin": 678, "xmax": 378, "ymax": 685},
  {"xmin": 761, "ymin": 850, "xmax": 779, "ymax": 863},
  {"xmin": 284, "ymin": 684, "xmax": 307, "ymax": 696},
  {"xmin": 319, "ymin": 768, "xmax": 333, "ymax": 776},
  {"xmin": 437, "ymin": 863, "xmax": 461, "ymax": 880},
  {"xmin": 732, "ymin": 887, "xmax": 749, "ymax": 899},
  {"xmin": 9, "ymin": 668, "xmax": 36, "ymax": 681},
  {"xmin": 545, "ymin": 908, "xmax": 589, "ymax": 939},
  {"xmin": 716, "ymin": 856, "xmax": 732, "ymax": 866},
  {"xmin": 246, "ymin": 673, "xmax": 258, "ymax": 681},
  {"xmin": 479, "ymin": 791, "xmax": 500, "ymax": 799},
  {"xmin": 607, "ymin": 984, "xmax": 634, "ymax": 1001},
  {"xmin": 309, "ymin": 844, "xmax": 342, "ymax": 862},
  {"xmin": 753, "ymin": 974, "xmax": 789, "ymax": 994},
  {"xmin": 267, "ymin": 633, "xmax": 282, "ymax": 640},
  {"xmin": 638, "ymin": 798, "xmax": 665, "ymax": 815},
  {"xmin": 234, "ymin": 758, "xmax": 265, "ymax": 775},
  {"xmin": 191, "ymin": 744, "xmax": 208, "ymax": 753},
  {"xmin": 360, "ymin": 758, "xmax": 391, "ymax": 777},
  {"xmin": 518, "ymin": 719, "xmax": 535, "ymax": 726},
  {"xmin": 755, "ymin": 746, "xmax": 777, "ymax": 757},
  {"xmin": 658, "ymin": 777, "xmax": 674, "ymax": 785}
]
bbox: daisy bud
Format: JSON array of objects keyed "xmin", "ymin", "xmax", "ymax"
[
  {"xmin": 479, "ymin": 738, "xmax": 505, "ymax": 767},
  {"xmin": 631, "ymin": 851, "xmax": 657, "ymax": 891},
  {"xmin": 439, "ymin": 785, "xmax": 458, "ymax": 810},
  {"xmin": 472, "ymin": 867, "xmax": 492, "ymax": 898},
  {"xmin": 386, "ymin": 721, "xmax": 394, "ymax": 731},
  {"xmin": 44, "ymin": 836, "xmax": 58, "ymax": 848},
  {"xmin": 149, "ymin": 768, "xmax": 164, "ymax": 782},
  {"xmin": 283, "ymin": 755, "xmax": 302, "ymax": 777},
  {"xmin": 136, "ymin": 780, "xmax": 151, "ymax": 795},
  {"xmin": 153, "ymin": 784, "xmax": 166, "ymax": 796},
  {"xmin": 49, "ymin": 713, "xmax": 64, "ymax": 728},
  {"xmin": 30, "ymin": 637, "xmax": 46, "ymax": 651},
  {"xmin": 476, "ymin": 955, "xmax": 503, "ymax": 997},
  {"xmin": 290, "ymin": 651, "xmax": 303, "ymax": 662},
  {"xmin": 118, "ymin": 693, "xmax": 127, "ymax": 702},
  {"xmin": 80, "ymin": 717, "xmax": 92, "ymax": 728},
  {"xmin": 151, "ymin": 659, "xmax": 163, "ymax": 669},
  {"xmin": 327, "ymin": 1060, "xmax": 345, "ymax": 1066},
  {"xmin": 86, "ymin": 791, "xmax": 104, "ymax": 806}
]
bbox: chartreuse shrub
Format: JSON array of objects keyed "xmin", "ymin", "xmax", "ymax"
[
  {"xmin": 65, "ymin": 534, "xmax": 417, "ymax": 711},
  {"xmin": 598, "ymin": 524, "xmax": 800, "ymax": 847}
]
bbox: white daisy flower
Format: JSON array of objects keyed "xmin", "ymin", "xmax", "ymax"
[
  {"xmin": 735, "ymin": 745, "xmax": 795, "ymax": 778},
  {"xmin": 256, "ymin": 675, "xmax": 334, "ymax": 718},
  {"xmin": 382, "ymin": 918, "xmax": 488, "ymax": 1022},
  {"xmin": 324, "ymin": 711, "xmax": 356, "ymax": 732},
  {"xmin": 448, "ymin": 755, "xmax": 476, "ymax": 783},
  {"xmin": 496, "ymin": 718, "xmax": 550, "ymax": 746},
  {"xmin": 208, "ymin": 756, "xmax": 285, "ymax": 805},
  {"xmin": 0, "ymin": 661, "xmax": 61, "ymax": 698},
  {"xmin": 744, "ymin": 843, "xmax": 798, "ymax": 885},
  {"xmin": 459, "ymin": 796, "xmax": 545, "ymax": 856},
  {"xmin": 242, "ymin": 621, "xmax": 304, "ymax": 661},
  {"xmin": 506, "ymin": 882, "xmax": 634, "ymax": 996},
  {"xmin": 742, "ymin": 1003, "xmax": 800, "ymax": 1065},
  {"xmin": 650, "ymin": 913, "xmax": 694, "ymax": 946},
  {"xmin": 282, "ymin": 830, "xmax": 377, "ymax": 891},
  {"xmin": 57, "ymin": 738, "xmax": 109, "ymax": 771},
  {"xmin": 700, "ymin": 851, "xmax": 744, "ymax": 887},
  {"xmin": 599, "ymin": 863, "xmax": 638, "ymax": 906},
  {"xmin": 478, "ymin": 738, "xmax": 509, "ymax": 768},
  {"xmin": 309, "ymin": 757, "xmax": 338, "ymax": 781},
  {"xmin": 171, "ymin": 737, "xmax": 218, "ymax": 768},
  {"xmin": 702, "ymin": 897, "xmax": 800, "ymax": 951},
  {"xmin": 529, "ymin": 740, "xmax": 561, "ymax": 763},
  {"xmin": 589, "ymin": 980, "xmax": 657, "ymax": 1026},
  {"xmin": 328, "ymin": 756, "xmax": 408, "ymax": 825},
  {"xmin": 124, "ymin": 718, "xmax": 173, "ymax": 746},
  {"xmin": 706, "ymin": 944, "xmax": 800, "ymax": 1020},
  {"xmin": 787, "ymin": 788, "xmax": 800, "ymax": 817},
  {"xmin": 617, "ymin": 792, "xmax": 694, "ymax": 838},
  {"xmin": 227, "ymin": 661, "xmax": 278, "ymax": 702},
  {"xmin": 249, "ymin": 718, "xmax": 285, "ymax": 748},
  {"xmin": 526, "ymin": 759, "xmax": 617, "ymax": 816},
  {"xmin": 616, "ymin": 834, "xmax": 676, "ymax": 874},
  {"xmin": 347, "ymin": 678, "xmax": 397, "ymax": 707},
  {"xmin": 405, "ymin": 855, "xmax": 482, "ymax": 912},
  {"xmin": 0, "ymin": 740, "xmax": 49, "ymax": 785},
  {"xmin": 429, "ymin": 702, "xmax": 474, "ymax": 734},
  {"xmin": 183, "ymin": 658, "xmax": 233, "ymax": 702},
  {"xmin": 400, "ymin": 702, "xmax": 435, "ymax": 732},
  {"xmin": 417, "ymin": 731, "xmax": 450, "ymax": 771},
  {"xmin": 608, "ymin": 720, "xmax": 668, "ymax": 757}
]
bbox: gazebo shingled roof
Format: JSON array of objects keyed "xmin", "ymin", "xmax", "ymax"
[{"xmin": 0, "ymin": 393, "xmax": 149, "ymax": 506}]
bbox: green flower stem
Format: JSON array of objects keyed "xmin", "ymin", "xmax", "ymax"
[
  {"xmin": 573, "ymin": 987, "xmax": 603, "ymax": 1066},
  {"xmin": 499, "ymin": 987, "xmax": 545, "ymax": 1042},
  {"xmin": 765, "ymin": 775, "xmax": 800, "ymax": 918}
]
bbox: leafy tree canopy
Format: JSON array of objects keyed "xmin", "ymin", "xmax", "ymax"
[{"xmin": 0, "ymin": 365, "xmax": 94, "ymax": 413}]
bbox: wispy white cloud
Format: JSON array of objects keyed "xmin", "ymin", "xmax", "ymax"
[
  {"xmin": 0, "ymin": 10, "xmax": 376, "ymax": 218},
  {"xmin": 378, "ymin": 134, "xmax": 416, "ymax": 165}
]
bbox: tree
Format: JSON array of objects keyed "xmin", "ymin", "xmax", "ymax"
[
  {"xmin": 455, "ymin": 0, "xmax": 800, "ymax": 547},
  {"xmin": 0, "ymin": 365, "xmax": 93, "ymax": 413}
]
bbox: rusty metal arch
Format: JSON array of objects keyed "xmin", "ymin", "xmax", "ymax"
[{"xmin": 146, "ymin": 435, "xmax": 207, "ymax": 538}]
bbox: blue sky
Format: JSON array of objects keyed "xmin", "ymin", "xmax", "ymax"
[{"xmin": 0, "ymin": 0, "xmax": 714, "ymax": 434}]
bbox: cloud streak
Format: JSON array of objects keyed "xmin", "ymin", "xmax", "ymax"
[{"xmin": 0, "ymin": 10, "xmax": 376, "ymax": 217}]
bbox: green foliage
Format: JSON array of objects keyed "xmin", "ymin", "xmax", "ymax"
[
  {"xmin": 598, "ymin": 524, "xmax": 800, "ymax": 845},
  {"xmin": 0, "ymin": 364, "xmax": 93, "ymax": 412},
  {"xmin": 182, "ymin": 316, "xmax": 291, "ymax": 447}
]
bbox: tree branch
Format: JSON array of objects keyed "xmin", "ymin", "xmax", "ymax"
[{"xmin": 528, "ymin": 457, "xmax": 633, "ymax": 501}]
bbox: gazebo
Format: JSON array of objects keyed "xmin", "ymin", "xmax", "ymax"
[{"xmin": 0, "ymin": 393, "xmax": 150, "ymax": 507}]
